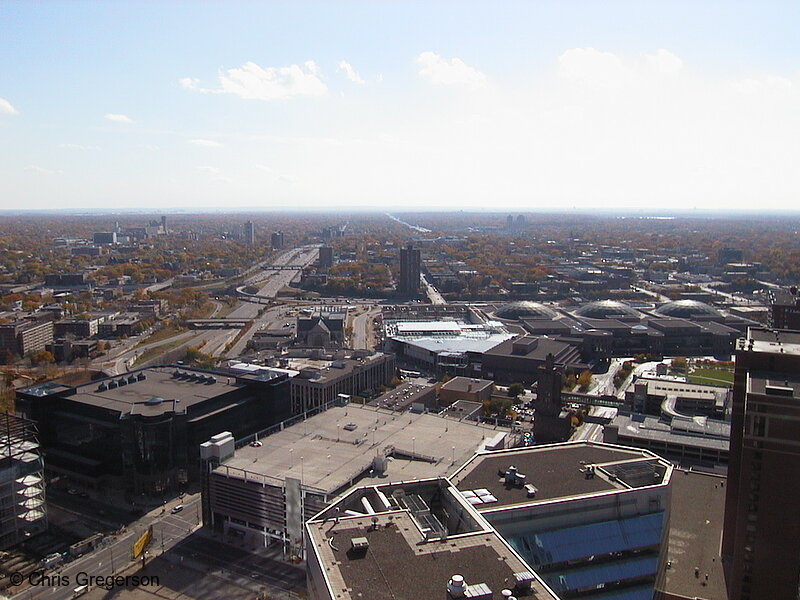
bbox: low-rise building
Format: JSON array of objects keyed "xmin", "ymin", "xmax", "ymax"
[
  {"xmin": 0, "ymin": 318, "xmax": 54, "ymax": 357},
  {"xmin": 438, "ymin": 376, "xmax": 494, "ymax": 407},
  {"xmin": 16, "ymin": 366, "xmax": 292, "ymax": 495},
  {"xmin": 604, "ymin": 412, "xmax": 730, "ymax": 469},
  {"xmin": 287, "ymin": 351, "xmax": 395, "ymax": 413},
  {"xmin": 625, "ymin": 377, "xmax": 731, "ymax": 417},
  {"xmin": 202, "ymin": 402, "xmax": 506, "ymax": 558}
]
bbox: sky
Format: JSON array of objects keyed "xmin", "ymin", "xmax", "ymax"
[{"xmin": 1, "ymin": 1, "xmax": 799, "ymax": 212}]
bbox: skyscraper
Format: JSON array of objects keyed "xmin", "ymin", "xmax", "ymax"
[
  {"xmin": 399, "ymin": 243, "xmax": 420, "ymax": 296},
  {"xmin": 271, "ymin": 231, "xmax": 284, "ymax": 250},
  {"xmin": 318, "ymin": 246, "xmax": 333, "ymax": 268},
  {"xmin": 244, "ymin": 220, "xmax": 256, "ymax": 244},
  {"xmin": 722, "ymin": 328, "xmax": 800, "ymax": 600}
]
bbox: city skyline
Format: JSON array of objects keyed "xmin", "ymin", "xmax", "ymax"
[{"xmin": 2, "ymin": 1, "xmax": 800, "ymax": 212}]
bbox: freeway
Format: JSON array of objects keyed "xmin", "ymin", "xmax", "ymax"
[{"xmin": 93, "ymin": 245, "xmax": 319, "ymax": 371}]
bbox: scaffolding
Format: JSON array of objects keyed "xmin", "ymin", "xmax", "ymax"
[{"xmin": 0, "ymin": 413, "xmax": 47, "ymax": 549}]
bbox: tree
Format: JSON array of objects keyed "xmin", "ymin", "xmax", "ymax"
[
  {"xmin": 30, "ymin": 350, "xmax": 55, "ymax": 365},
  {"xmin": 672, "ymin": 357, "xmax": 688, "ymax": 373},
  {"xmin": 508, "ymin": 383, "xmax": 525, "ymax": 399},
  {"xmin": 577, "ymin": 370, "xmax": 593, "ymax": 392}
]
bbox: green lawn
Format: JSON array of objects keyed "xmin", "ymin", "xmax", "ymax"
[{"xmin": 688, "ymin": 368, "xmax": 734, "ymax": 387}]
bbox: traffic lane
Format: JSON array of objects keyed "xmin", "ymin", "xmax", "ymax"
[{"xmin": 174, "ymin": 536, "xmax": 305, "ymax": 592}]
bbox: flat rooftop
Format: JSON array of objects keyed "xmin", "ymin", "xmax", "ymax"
[
  {"xmin": 306, "ymin": 510, "xmax": 559, "ymax": 600},
  {"xmin": 744, "ymin": 327, "xmax": 800, "ymax": 355},
  {"xmin": 26, "ymin": 366, "xmax": 244, "ymax": 416},
  {"xmin": 441, "ymin": 376, "xmax": 493, "ymax": 393},
  {"xmin": 215, "ymin": 404, "xmax": 504, "ymax": 494},
  {"xmin": 636, "ymin": 377, "xmax": 729, "ymax": 401},
  {"xmin": 368, "ymin": 382, "xmax": 435, "ymax": 411},
  {"xmin": 392, "ymin": 328, "xmax": 517, "ymax": 355},
  {"xmin": 451, "ymin": 442, "xmax": 669, "ymax": 509},
  {"xmin": 656, "ymin": 469, "xmax": 728, "ymax": 600},
  {"xmin": 609, "ymin": 413, "xmax": 730, "ymax": 451},
  {"xmin": 284, "ymin": 351, "xmax": 390, "ymax": 383}
]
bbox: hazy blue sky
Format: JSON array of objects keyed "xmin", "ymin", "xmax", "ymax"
[{"xmin": 1, "ymin": 1, "xmax": 799, "ymax": 211}]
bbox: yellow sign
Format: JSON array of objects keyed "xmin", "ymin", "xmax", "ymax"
[{"xmin": 131, "ymin": 525, "xmax": 153, "ymax": 559}]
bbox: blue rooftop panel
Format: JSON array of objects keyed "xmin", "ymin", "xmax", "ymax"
[
  {"xmin": 507, "ymin": 512, "xmax": 664, "ymax": 566},
  {"xmin": 544, "ymin": 555, "xmax": 659, "ymax": 592}
]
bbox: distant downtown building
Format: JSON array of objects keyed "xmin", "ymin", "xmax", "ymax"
[
  {"xmin": 244, "ymin": 220, "xmax": 256, "ymax": 244},
  {"xmin": 271, "ymin": 231, "xmax": 285, "ymax": 250},
  {"xmin": 318, "ymin": 246, "xmax": 333, "ymax": 269},
  {"xmin": 722, "ymin": 328, "xmax": 800, "ymax": 600},
  {"xmin": 398, "ymin": 243, "xmax": 420, "ymax": 296}
]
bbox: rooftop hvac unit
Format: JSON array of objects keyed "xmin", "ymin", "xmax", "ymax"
[{"xmin": 350, "ymin": 537, "xmax": 369, "ymax": 552}]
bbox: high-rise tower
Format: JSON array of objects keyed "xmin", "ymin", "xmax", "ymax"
[
  {"xmin": 399, "ymin": 243, "xmax": 420, "ymax": 296},
  {"xmin": 722, "ymin": 328, "xmax": 800, "ymax": 600}
]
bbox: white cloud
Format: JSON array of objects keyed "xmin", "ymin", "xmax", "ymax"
[
  {"xmin": 104, "ymin": 113, "xmax": 133, "ymax": 124},
  {"xmin": 25, "ymin": 165, "xmax": 62, "ymax": 175},
  {"xmin": 337, "ymin": 61, "xmax": 365, "ymax": 85},
  {"xmin": 416, "ymin": 52, "xmax": 487, "ymax": 88},
  {"xmin": 0, "ymin": 97, "xmax": 18, "ymax": 115},
  {"xmin": 735, "ymin": 75, "xmax": 792, "ymax": 95},
  {"xmin": 196, "ymin": 166, "xmax": 231, "ymax": 183},
  {"xmin": 644, "ymin": 49, "xmax": 684, "ymax": 76},
  {"xmin": 188, "ymin": 139, "xmax": 223, "ymax": 148},
  {"xmin": 181, "ymin": 61, "xmax": 327, "ymax": 101}
]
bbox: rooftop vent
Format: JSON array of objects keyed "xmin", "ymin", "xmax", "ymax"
[
  {"xmin": 127, "ymin": 375, "xmax": 137, "ymax": 384},
  {"xmin": 137, "ymin": 372, "xmax": 147, "ymax": 381},
  {"xmin": 97, "ymin": 383, "xmax": 108, "ymax": 392},
  {"xmin": 145, "ymin": 397, "xmax": 164, "ymax": 406},
  {"xmin": 107, "ymin": 381, "xmax": 118, "ymax": 389},
  {"xmin": 447, "ymin": 575, "xmax": 466, "ymax": 598},
  {"xmin": 117, "ymin": 378, "xmax": 127, "ymax": 387}
]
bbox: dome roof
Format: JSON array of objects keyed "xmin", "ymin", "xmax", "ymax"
[
  {"xmin": 654, "ymin": 299, "xmax": 722, "ymax": 318},
  {"xmin": 574, "ymin": 300, "xmax": 641, "ymax": 319},
  {"xmin": 494, "ymin": 301, "xmax": 558, "ymax": 320}
]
